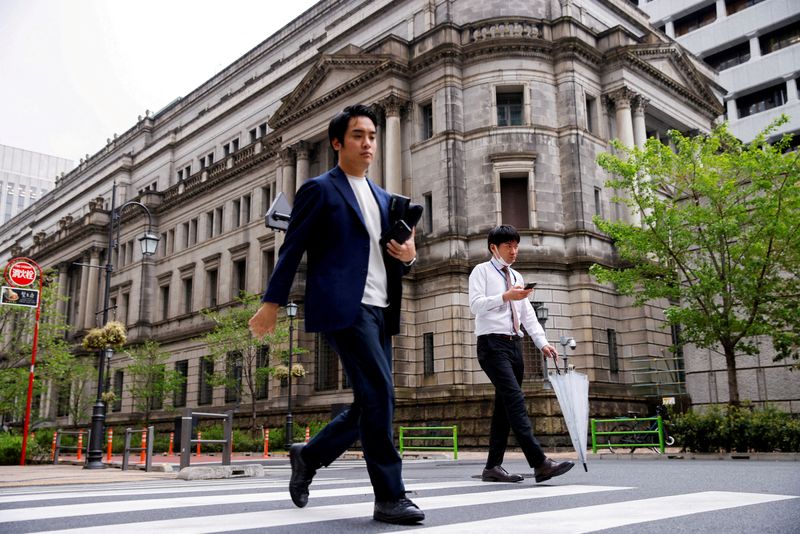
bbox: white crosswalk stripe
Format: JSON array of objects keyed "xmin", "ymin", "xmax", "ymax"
[{"xmin": 1, "ymin": 475, "xmax": 796, "ymax": 534}]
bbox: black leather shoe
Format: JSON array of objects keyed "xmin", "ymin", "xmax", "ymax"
[
  {"xmin": 482, "ymin": 465, "xmax": 524, "ymax": 483},
  {"xmin": 534, "ymin": 457, "xmax": 574, "ymax": 483},
  {"xmin": 373, "ymin": 496, "xmax": 425, "ymax": 524},
  {"xmin": 289, "ymin": 443, "xmax": 316, "ymax": 508}
]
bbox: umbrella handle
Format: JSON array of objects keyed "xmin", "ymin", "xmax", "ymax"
[{"xmin": 552, "ymin": 351, "xmax": 561, "ymax": 375}]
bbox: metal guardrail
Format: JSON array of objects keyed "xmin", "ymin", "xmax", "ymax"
[
  {"xmin": 398, "ymin": 426, "xmax": 458, "ymax": 459},
  {"xmin": 590, "ymin": 416, "xmax": 666, "ymax": 453},
  {"xmin": 52, "ymin": 429, "xmax": 89, "ymax": 464},
  {"xmin": 122, "ymin": 426, "xmax": 154, "ymax": 471},
  {"xmin": 179, "ymin": 408, "xmax": 233, "ymax": 469}
]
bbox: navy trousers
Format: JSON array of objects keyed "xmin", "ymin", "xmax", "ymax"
[
  {"xmin": 477, "ymin": 334, "xmax": 547, "ymax": 469},
  {"xmin": 301, "ymin": 304, "xmax": 404, "ymax": 501}
]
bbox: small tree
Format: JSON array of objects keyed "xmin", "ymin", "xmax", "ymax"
[
  {"xmin": 124, "ymin": 340, "xmax": 185, "ymax": 424},
  {"xmin": 591, "ymin": 117, "xmax": 800, "ymax": 405},
  {"xmin": 202, "ymin": 293, "xmax": 305, "ymax": 437}
]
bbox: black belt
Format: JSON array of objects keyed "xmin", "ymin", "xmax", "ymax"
[{"xmin": 480, "ymin": 334, "xmax": 521, "ymax": 342}]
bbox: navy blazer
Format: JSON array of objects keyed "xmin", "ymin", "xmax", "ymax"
[{"xmin": 262, "ymin": 166, "xmax": 409, "ymax": 335}]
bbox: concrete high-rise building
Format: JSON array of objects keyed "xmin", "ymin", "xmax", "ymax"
[
  {"xmin": 1, "ymin": 0, "xmax": 795, "ymax": 439},
  {"xmin": 0, "ymin": 145, "xmax": 72, "ymax": 224},
  {"xmin": 639, "ymin": 0, "xmax": 800, "ymax": 142}
]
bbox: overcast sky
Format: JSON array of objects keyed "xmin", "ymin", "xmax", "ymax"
[{"xmin": 0, "ymin": 0, "xmax": 320, "ymax": 165}]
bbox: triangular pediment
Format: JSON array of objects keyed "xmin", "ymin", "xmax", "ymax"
[
  {"xmin": 270, "ymin": 50, "xmax": 404, "ymax": 129},
  {"xmin": 626, "ymin": 45, "xmax": 723, "ymax": 115}
]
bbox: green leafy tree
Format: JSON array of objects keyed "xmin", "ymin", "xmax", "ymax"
[
  {"xmin": 124, "ymin": 340, "xmax": 185, "ymax": 424},
  {"xmin": 0, "ymin": 271, "xmax": 93, "ymax": 426},
  {"xmin": 591, "ymin": 116, "xmax": 800, "ymax": 405},
  {"xmin": 201, "ymin": 293, "xmax": 305, "ymax": 436}
]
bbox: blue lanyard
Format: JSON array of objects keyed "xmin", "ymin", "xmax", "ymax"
[{"xmin": 490, "ymin": 259, "xmax": 517, "ymax": 285}]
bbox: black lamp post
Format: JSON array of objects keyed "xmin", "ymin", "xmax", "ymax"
[
  {"xmin": 84, "ymin": 182, "xmax": 159, "ymax": 469},
  {"xmin": 284, "ymin": 301, "xmax": 298, "ymax": 450},
  {"xmin": 533, "ymin": 301, "xmax": 549, "ymax": 384}
]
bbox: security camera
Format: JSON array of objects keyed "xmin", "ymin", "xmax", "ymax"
[{"xmin": 568, "ymin": 338, "xmax": 577, "ymax": 350}]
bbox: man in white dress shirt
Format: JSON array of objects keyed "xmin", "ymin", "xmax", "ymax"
[{"xmin": 469, "ymin": 225, "xmax": 574, "ymax": 483}]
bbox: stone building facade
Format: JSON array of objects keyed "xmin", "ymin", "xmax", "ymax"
[{"xmin": 2, "ymin": 0, "xmax": 747, "ymax": 444}]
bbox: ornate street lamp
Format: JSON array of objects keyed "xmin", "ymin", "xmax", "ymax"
[
  {"xmin": 284, "ymin": 301, "xmax": 298, "ymax": 450},
  {"xmin": 84, "ymin": 182, "xmax": 159, "ymax": 469}
]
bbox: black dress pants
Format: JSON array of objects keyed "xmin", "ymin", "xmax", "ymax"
[{"xmin": 477, "ymin": 334, "xmax": 546, "ymax": 469}]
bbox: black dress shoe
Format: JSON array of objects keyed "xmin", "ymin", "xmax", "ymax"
[
  {"xmin": 481, "ymin": 465, "xmax": 524, "ymax": 483},
  {"xmin": 289, "ymin": 443, "xmax": 316, "ymax": 508},
  {"xmin": 534, "ymin": 457, "xmax": 574, "ymax": 483},
  {"xmin": 373, "ymin": 496, "xmax": 425, "ymax": 524}
]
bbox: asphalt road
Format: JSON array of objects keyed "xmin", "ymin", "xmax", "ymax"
[{"xmin": 1, "ymin": 456, "xmax": 798, "ymax": 533}]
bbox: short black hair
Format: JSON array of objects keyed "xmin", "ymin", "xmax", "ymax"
[
  {"xmin": 328, "ymin": 104, "xmax": 378, "ymax": 148},
  {"xmin": 487, "ymin": 225, "xmax": 520, "ymax": 250}
]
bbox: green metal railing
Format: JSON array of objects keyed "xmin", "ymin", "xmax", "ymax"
[
  {"xmin": 590, "ymin": 416, "xmax": 666, "ymax": 453},
  {"xmin": 398, "ymin": 426, "xmax": 458, "ymax": 459}
]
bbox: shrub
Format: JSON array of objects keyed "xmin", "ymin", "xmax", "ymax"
[
  {"xmin": 672, "ymin": 404, "xmax": 800, "ymax": 453},
  {"xmin": 0, "ymin": 431, "xmax": 50, "ymax": 465}
]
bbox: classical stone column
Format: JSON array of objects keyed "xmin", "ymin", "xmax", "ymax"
[
  {"xmin": 56, "ymin": 263, "xmax": 68, "ymax": 320},
  {"xmin": 77, "ymin": 253, "xmax": 90, "ymax": 331},
  {"xmin": 84, "ymin": 248, "xmax": 101, "ymax": 330},
  {"xmin": 608, "ymin": 88, "xmax": 635, "ymax": 147},
  {"xmin": 371, "ymin": 107, "xmax": 385, "ymax": 187},
  {"xmin": 295, "ymin": 141, "xmax": 311, "ymax": 191},
  {"xmin": 632, "ymin": 95, "xmax": 649, "ymax": 149},
  {"xmin": 382, "ymin": 96, "xmax": 403, "ymax": 194},
  {"xmin": 280, "ymin": 147, "xmax": 296, "ymax": 205}
]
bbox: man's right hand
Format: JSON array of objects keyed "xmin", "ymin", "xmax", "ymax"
[
  {"xmin": 249, "ymin": 302, "xmax": 279, "ymax": 338},
  {"xmin": 504, "ymin": 287, "xmax": 534, "ymax": 301}
]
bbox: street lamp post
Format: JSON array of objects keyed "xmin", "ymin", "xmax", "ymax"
[
  {"xmin": 284, "ymin": 302, "xmax": 298, "ymax": 450},
  {"xmin": 533, "ymin": 301, "xmax": 550, "ymax": 386},
  {"xmin": 84, "ymin": 182, "xmax": 160, "ymax": 469}
]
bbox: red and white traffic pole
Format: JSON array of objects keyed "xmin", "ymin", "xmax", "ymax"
[{"xmin": 4, "ymin": 257, "xmax": 43, "ymax": 466}]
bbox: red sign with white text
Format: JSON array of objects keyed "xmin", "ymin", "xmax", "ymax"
[{"xmin": 5, "ymin": 260, "xmax": 37, "ymax": 287}]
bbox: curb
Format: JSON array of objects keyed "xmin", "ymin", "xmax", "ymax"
[{"xmin": 177, "ymin": 464, "xmax": 265, "ymax": 480}]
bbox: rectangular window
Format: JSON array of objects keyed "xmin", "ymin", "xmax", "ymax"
[
  {"xmin": 607, "ymin": 328, "xmax": 619, "ymax": 374},
  {"xmin": 500, "ymin": 175, "xmax": 529, "ymax": 229},
  {"xmin": 594, "ymin": 187, "xmax": 603, "ymax": 218},
  {"xmin": 168, "ymin": 229, "xmax": 175, "ymax": 254},
  {"xmin": 189, "ymin": 218, "xmax": 198, "ymax": 246},
  {"xmin": 121, "ymin": 292, "xmax": 130, "ymax": 325},
  {"xmin": 182, "ymin": 277, "xmax": 193, "ymax": 314},
  {"xmin": 726, "ymin": 0, "xmax": 766, "ymax": 16},
  {"xmin": 423, "ymin": 192, "xmax": 433, "ymax": 234},
  {"xmin": 736, "ymin": 83, "xmax": 787, "ymax": 118},
  {"xmin": 160, "ymin": 232, "xmax": 168, "ymax": 257},
  {"xmin": 262, "ymin": 250, "xmax": 275, "ymax": 287},
  {"xmin": 173, "ymin": 360, "xmax": 189, "ymax": 407},
  {"xmin": 249, "ymin": 128, "xmax": 257, "ymax": 144},
  {"xmin": 56, "ymin": 384, "xmax": 69, "ymax": 417},
  {"xmin": 522, "ymin": 335, "xmax": 544, "ymax": 380},
  {"xmin": 215, "ymin": 207, "xmax": 224, "ymax": 235},
  {"xmin": 160, "ymin": 285, "xmax": 170, "ymax": 320},
  {"xmin": 760, "ymin": 21, "xmax": 800, "ymax": 55},
  {"xmin": 585, "ymin": 95, "xmax": 597, "ymax": 134},
  {"xmin": 112, "ymin": 370, "xmax": 124, "ymax": 412},
  {"xmin": 259, "ymin": 123, "xmax": 267, "ymax": 138},
  {"xmin": 497, "ymin": 89, "xmax": 523, "ymax": 126},
  {"xmin": 126, "ymin": 240, "xmax": 134, "ymax": 264},
  {"xmin": 225, "ymin": 352, "xmax": 242, "ymax": 403},
  {"xmin": 674, "ymin": 4, "xmax": 716, "ymax": 37},
  {"xmin": 421, "ymin": 102, "xmax": 433, "ymax": 140},
  {"xmin": 315, "ymin": 334, "xmax": 339, "ymax": 391},
  {"xmin": 206, "ymin": 269, "xmax": 218, "ymax": 308},
  {"xmin": 423, "ymin": 332, "xmax": 434, "ymax": 376},
  {"xmin": 242, "ymin": 194, "xmax": 251, "ymax": 224},
  {"xmin": 198, "ymin": 357, "xmax": 214, "ymax": 405},
  {"xmin": 232, "ymin": 199, "xmax": 241, "ymax": 229},
  {"xmin": 149, "ymin": 365, "xmax": 165, "ymax": 410},
  {"xmin": 206, "ymin": 210, "xmax": 215, "ymax": 238},
  {"xmin": 256, "ymin": 345, "xmax": 269, "ymax": 399},
  {"xmin": 704, "ymin": 41, "xmax": 751, "ymax": 71},
  {"xmin": 233, "ymin": 258, "xmax": 247, "ymax": 297},
  {"xmin": 182, "ymin": 222, "xmax": 190, "ymax": 249}
]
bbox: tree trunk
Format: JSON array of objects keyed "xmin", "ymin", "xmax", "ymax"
[{"xmin": 723, "ymin": 345, "xmax": 740, "ymax": 405}]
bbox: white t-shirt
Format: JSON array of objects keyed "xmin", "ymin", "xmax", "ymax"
[{"xmin": 347, "ymin": 174, "xmax": 389, "ymax": 307}]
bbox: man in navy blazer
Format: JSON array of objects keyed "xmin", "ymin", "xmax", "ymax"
[{"xmin": 249, "ymin": 104, "xmax": 423, "ymax": 525}]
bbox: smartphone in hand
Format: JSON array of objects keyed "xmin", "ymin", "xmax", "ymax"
[{"xmin": 524, "ymin": 282, "xmax": 537, "ymax": 290}]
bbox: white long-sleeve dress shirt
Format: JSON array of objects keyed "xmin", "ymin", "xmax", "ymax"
[{"xmin": 468, "ymin": 257, "xmax": 549, "ymax": 349}]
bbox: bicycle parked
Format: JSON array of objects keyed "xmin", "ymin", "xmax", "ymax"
[{"xmin": 606, "ymin": 405, "xmax": 675, "ymax": 454}]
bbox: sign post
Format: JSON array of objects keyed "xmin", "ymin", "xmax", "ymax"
[{"xmin": 3, "ymin": 257, "xmax": 43, "ymax": 466}]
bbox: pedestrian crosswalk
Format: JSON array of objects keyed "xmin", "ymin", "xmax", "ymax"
[{"xmin": 0, "ymin": 473, "xmax": 796, "ymax": 533}]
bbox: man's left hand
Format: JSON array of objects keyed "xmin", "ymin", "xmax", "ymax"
[{"xmin": 387, "ymin": 227, "xmax": 416, "ymax": 263}]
